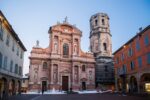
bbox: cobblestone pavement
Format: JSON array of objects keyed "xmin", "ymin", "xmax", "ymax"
[{"xmin": 6, "ymin": 93, "xmax": 150, "ymax": 100}]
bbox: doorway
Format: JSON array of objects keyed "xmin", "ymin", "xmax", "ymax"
[
  {"xmin": 62, "ymin": 76, "xmax": 69, "ymax": 91},
  {"xmin": 82, "ymin": 82, "xmax": 86, "ymax": 90},
  {"xmin": 42, "ymin": 81, "xmax": 47, "ymax": 91}
]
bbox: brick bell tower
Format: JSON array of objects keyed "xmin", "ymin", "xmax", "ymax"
[{"xmin": 89, "ymin": 13, "xmax": 114, "ymax": 88}]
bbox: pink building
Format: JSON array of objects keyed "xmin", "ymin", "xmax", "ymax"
[{"xmin": 29, "ymin": 20, "xmax": 95, "ymax": 91}]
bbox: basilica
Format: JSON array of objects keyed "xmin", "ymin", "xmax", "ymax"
[
  {"xmin": 29, "ymin": 19, "xmax": 95, "ymax": 91},
  {"xmin": 29, "ymin": 13, "xmax": 114, "ymax": 91}
]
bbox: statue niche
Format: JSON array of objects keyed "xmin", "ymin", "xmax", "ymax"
[
  {"xmin": 54, "ymin": 36, "xmax": 58, "ymax": 53},
  {"xmin": 34, "ymin": 68, "xmax": 38, "ymax": 83},
  {"xmin": 74, "ymin": 39, "xmax": 78, "ymax": 55},
  {"xmin": 53, "ymin": 64, "xmax": 58, "ymax": 83}
]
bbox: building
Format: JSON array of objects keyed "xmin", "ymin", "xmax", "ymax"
[
  {"xmin": 0, "ymin": 11, "xmax": 26, "ymax": 99},
  {"xmin": 89, "ymin": 13, "xmax": 114, "ymax": 90},
  {"xmin": 113, "ymin": 25, "xmax": 150, "ymax": 93},
  {"xmin": 29, "ymin": 19, "xmax": 95, "ymax": 91},
  {"xmin": 21, "ymin": 74, "xmax": 29, "ymax": 92}
]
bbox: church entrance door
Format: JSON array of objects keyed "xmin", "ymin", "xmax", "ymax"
[
  {"xmin": 42, "ymin": 81, "xmax": 47, "ymax": 91},
  {"xmin": 62, "ymin": 76, "xmax": 68, "ymax": 91},
  {"xmin": 82, "ymin": 82, "xmax": 86, "ymax": 90}
]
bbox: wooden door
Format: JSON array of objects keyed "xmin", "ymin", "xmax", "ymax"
[{"xmin": 62, "ymin": 76, "xmax": 68, "ymax": 91}]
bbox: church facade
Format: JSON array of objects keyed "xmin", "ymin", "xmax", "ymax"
[{"xmin": 29, "ymin": 20, "xmax": 95, "ymax": 91}]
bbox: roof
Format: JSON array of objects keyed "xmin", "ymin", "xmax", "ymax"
[
  {"xmin": 113, "ymin": 25, "xmax": 150, "ymax": 55},
  {"xmin": 0, "ymin": 10, "xmax": 27, "ymax": 51}
]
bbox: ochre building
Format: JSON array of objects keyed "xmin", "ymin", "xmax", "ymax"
[
  {"xmin": 114, "ymin": 25, "xmax": 150, "ymax": 93},
  {"xmin": 29, "ymin": 20, "xmax": 95, "ymax": 91}
]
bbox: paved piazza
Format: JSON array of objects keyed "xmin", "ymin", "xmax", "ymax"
[{"xmin": 7, "ymin": 93, "xmax": 149, "ymax": 100}]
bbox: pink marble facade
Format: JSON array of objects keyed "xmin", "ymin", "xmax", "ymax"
[{"xmin": 29, "ymin": 22, "xmax": 95, "ymax": 91}]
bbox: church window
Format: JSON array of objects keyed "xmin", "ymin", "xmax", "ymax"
[
  {"xmin": 43, "ymin": 62, "xmax": 47, "ymax": 69},
  {"xmin": 103, "ymin": 43, "xmax": 107, "ymax": 51},
  {"xmin": 63, "ymin": 43, "xmax": 69, "ymax": 56}
]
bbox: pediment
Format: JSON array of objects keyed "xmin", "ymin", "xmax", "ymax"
[
  {"xmin": 81, "ymin": 78, "xmax": 87, "ymax": 82},
  {"xmin": 40, "ymin": 77, "xmax": 48, "ymax": 80},
  {"xmin": 60, "ymin": 69, "xmax": 70, "ymax": 73}
]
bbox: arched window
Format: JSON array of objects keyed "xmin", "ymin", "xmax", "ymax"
[
  {"xmin": 95, "ymin": 19, "xmax": 98, "ymax": 26},
  {"xmin": 102, "ymin": 19, "xmax": 105, "ymax": 25},
  {"xmin": 82, "ymin": 65, "xmax": 86, "ymax": 72},
  {"xmin": 43, "ymin": 62, "xmax": 47, "ymax": 69},
  {"xmin": 103, "ymin": 43, "xmax": 107, "ymax": 51},
  {"xmin": 63, "ymin": 43, "xmax": 69, "ymax": 56},
  {"xmin": 0, "ymin": 52, "xmax": 2, "ymax": 68}
]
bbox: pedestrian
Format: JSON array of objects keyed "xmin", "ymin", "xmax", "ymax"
[{"xmin": 42, "ymin": 87, "xmax": 44, "ymax": 95}]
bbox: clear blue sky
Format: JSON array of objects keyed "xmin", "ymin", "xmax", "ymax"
[{"xmin": 0, "ymin": 0, "xmax": 150, "ymax": 75}]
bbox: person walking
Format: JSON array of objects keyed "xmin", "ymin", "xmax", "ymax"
[{"xmin": 42, "ymin": 87, "xmax": 44, "ymax": 95}]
